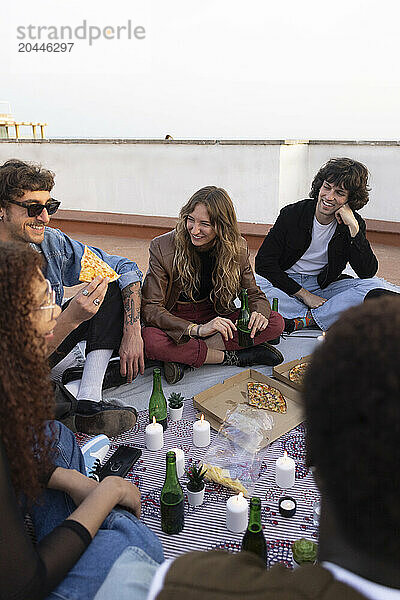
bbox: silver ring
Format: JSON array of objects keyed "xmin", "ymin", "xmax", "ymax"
[
  {"xmin": 93, "ymin": 298, "xmax": 100, "ymax": 306},
  {"xmin": 82, "ymin": 289, "xmax": 89, "ymax": 296}
]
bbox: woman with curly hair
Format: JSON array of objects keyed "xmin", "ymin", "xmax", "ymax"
[
  {"xmin": 142, "ymin": 186, "xmax": 284, "ymax": 384},
  {"xmin": 0, "ymin": 240, "xmax": 163, "ymax": 600}
]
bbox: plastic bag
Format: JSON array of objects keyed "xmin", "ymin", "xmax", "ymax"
[{"xmin": 203, "ymin": 404, "xmax": 273, "ymax": 496}]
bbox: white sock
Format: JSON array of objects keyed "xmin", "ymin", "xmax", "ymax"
[
  {"xmin": 50, "ymin": 346, "xmax": 84, "ymax": 382},
  {"xmin": 77, "ymin": 349, "xmax": 113, "ymax": 403}
]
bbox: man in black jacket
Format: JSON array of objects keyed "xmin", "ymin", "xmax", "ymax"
[{"xmin": 255, "ymin": 157, "xmax": 384, "ymax": 331}]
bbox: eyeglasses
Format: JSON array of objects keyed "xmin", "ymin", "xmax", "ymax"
[
  {"xmin": 8, "ymin": 198, "xmax": 61, "ymax": 217},
  {"xmin": 33, "ymin": 279, "xmax": 58, "ymax": 319}
]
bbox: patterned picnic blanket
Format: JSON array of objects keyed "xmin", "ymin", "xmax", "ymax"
[{"xmin": 77, "ymin": 399, "xmax": 319, "ymax": 569}]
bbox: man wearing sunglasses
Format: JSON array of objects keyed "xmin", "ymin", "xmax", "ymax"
[{"xmin": 0, "ymin": 159, "xmax": 144, "ymax": 437}]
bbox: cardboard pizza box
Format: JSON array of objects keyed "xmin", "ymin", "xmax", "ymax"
[
  {"xmin": 193, "ymin": 368, "xmax": 304, "ymax": 447},
  {"xmin": 272, "ymin": 355, "xmax": 312, "ymax": 391}
]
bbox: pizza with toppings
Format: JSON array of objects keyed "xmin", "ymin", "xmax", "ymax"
[
  {"xmin": 288, "ymin": 362, "xmax": 309, "ymax": 385},
  {"xmin": 79, "ymin": 246, "xmax": 120, "ymax": 283},
  {"xmin": 247, "ymin": 381, "xmax": 287, "ymax": 414}
]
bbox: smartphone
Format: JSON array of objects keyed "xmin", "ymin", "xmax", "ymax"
[{"xmin": 97, "ymin": 445, "xmax": 142, "ymax": 481}]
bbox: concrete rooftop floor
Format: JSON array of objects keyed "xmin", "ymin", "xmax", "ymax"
[{"xmin": 62, "ymin": 230, "xmax": 400, "ymax": 292}]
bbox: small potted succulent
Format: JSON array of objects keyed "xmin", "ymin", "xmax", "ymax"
[
  {"xmin": 291, "ymin": 538, "xmax": 318, "ymax": 568},
  {"xmin": 186, "ymin": 463, "xmax": 207, "ymax": 506},
  {"xmin": 168, "ymin": 392, "xmax": 185, "ymax": 421}
]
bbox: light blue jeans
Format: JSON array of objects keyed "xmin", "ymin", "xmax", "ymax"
[
  {"xmin": 30, "ymin": 422, "xmax": 164, "ymax": 600},
  {"xmin": 255, "ymin": 273, "xmax": 390, "ymax": 330}
]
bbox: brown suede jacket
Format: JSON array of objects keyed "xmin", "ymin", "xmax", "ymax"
[
  {"xmin": 141, "ymin": 231, "xmax": 270, "ymax": 344},
  {"xmin": 156, "ymin": 551, "xmax": 368, "ymax": 600}
]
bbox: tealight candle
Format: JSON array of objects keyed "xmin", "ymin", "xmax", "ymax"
[
  {"xmin": 226, "ymin": 492, "xmax": 248, "ymax": 533},
  {"xmin": 275, "ymin": 450, "xmax": 296, "ymax": 488},
  {"xmin": 193, "ymin": 414, "xmax": 211, "ymax": 447},
  {"xmin": 171, "ymin": 447, "xmax": 185, "ymax": 478},
  {"xmin": 145, "ymin": 416, "xmax": 164, "ymax": 451},
  {"xmin": 279, "ymin": 496, "xmax": 297, "ymax": 518}
]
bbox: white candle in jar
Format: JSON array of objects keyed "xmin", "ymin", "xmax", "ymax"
[
  {"xmin": 193, "ymin": 414, "xmax": 211, "ymax": 447},
  {"xmin": 226, "ymin": 492, "xmax": 248, "ymax": 533},
  {"xmin": 171, "ymin": 447, "xmax": 185, "ymax": 478},
  {"xmin": 145, "ymin": 417, "xmax": 164, "ymax": 451},
  {"xmin": 275, "ymin": 450, "xmax": 296, "ymax": 488}
]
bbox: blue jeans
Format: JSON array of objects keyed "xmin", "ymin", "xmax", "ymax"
[
  {"xmin": 255, "ymin": 273, "xmax": 390, "ymax": 330},
  {"xmin": 30, "ymin": 422, "xmax": 164, "ymax": 600}
]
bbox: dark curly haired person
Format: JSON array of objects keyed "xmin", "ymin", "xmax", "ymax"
[
  {"xmin": 255, "ymin": 157, "xmax": 391, "ymax": 332},
  {"xmin": 139, "ymin": 297, "xmax": 400, "ymax": 599},
  {"xmin": 0, "ymin": 241, "xmax": 163, "ymax": 600}
]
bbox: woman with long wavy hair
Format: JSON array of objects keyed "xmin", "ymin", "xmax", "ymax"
[
  {"xmin": 0, "ymin": 240, "xmax": 163, "ymax": 600},
  {"xmin": 142, "ymin": 186, "xmax": 285, "ymax": 384}
]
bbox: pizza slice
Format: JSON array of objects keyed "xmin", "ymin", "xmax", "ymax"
[
  {"xmin": 247, "ymin": 381, "xmax": 287, "ymax": 414},
  {"xmin": 79, "ymin": 246, "xmax": 120, "ymax": 283},
  {"xmin": 288, "ymin": 362, "xmax": 309, "ymax": 385}
]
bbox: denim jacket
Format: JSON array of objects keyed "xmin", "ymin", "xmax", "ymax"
[{"xmin": 33, "ymin": 227, "xmax": 143, "ymax": 305}]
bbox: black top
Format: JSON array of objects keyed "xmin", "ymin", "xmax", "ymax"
[
  {"xmin": 0, "ymin": 436, "xmax": 92, "ymax": 600},
  {"xmin": 255, "ymin": 199, "xmax": 378, "ymax": 296},
  {"xmin": 178, "ymin": 249, "xmax": 216, "ymax": 302}
]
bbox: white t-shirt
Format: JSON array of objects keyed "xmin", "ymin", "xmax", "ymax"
[{"xmin": 287, "ymin": 216, "xmax": 337, "ymax": 276}]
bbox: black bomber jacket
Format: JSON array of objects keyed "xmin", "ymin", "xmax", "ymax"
[{"xmin": 255, "ymin": 199, "xmax": 378, "ymax": 296}]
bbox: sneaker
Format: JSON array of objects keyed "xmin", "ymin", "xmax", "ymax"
[
  {"xmin": 163, "ymin": 362, "xmax": 185, "ymax": 385},
  {"xmin": 62, "ymin": 400, "xmax": 138, "ymax": 437},
  {"xmin": 80, "ymin": 434, "xmax": 110, "ymax": 477}
]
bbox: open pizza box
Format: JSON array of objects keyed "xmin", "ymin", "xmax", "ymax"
[
  {"xmin": 272, "ymin": 355, "xmax": 312, "ymax": 391},
  {"xmin": 193, "ymin": 368, "xmax": 304, "ymax": 448}
]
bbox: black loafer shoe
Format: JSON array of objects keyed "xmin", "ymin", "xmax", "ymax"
[
  {"xmin": 163, "ymin": 362, "xmax": 185, "ymax": 385},
  {"xmin": 70, "ymin": 400, "xmax": 138, "ymax": 437},
  {"xmin": 283, "ymin": 318, "xmax": 295, "ymax": 334},
  {"xmin": 236, "ymin": 342, "xmax": 284, "ymax": 367}
]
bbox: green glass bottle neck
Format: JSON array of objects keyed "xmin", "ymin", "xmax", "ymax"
[
  {"xmin": 240, "ymin": 289, "xmax": 249, "ymax": 312},
  {"xmin": 247, "ymin": 498, "xmax": 262, "ymax": 533},
  {"xmin": 152, "ymin": 369, "xmax": 163, "ymax": 394},
  {"xmin": 165, "ymin": 454, "xmax": 179, "ymax": 483}
]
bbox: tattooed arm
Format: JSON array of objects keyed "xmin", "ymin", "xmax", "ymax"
[{"xmin": 119, "ymin": 281, "xmax": 145, "ymax": 382}]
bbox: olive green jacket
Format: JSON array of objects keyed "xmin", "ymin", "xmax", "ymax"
[{"xmin": 156, "ymin": 551, "xmax": 367, "ymax": 600}]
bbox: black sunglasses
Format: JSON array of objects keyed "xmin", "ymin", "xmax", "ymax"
[{"xmin": 8, "ymin": 198, "xmax": 61, "ymax": 217}]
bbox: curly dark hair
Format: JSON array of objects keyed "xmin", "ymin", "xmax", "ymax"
[
  {"xmin": 303, "ymin": 297, "xmax": 400, "ymax": 560},
  {"xmin": 0, "ymin": 241, "xmax": 55, "ymax": 501},
  {"xmin": 309, "ymin": 157, "xmax": 370, "ymax": 211},
  {"xmin": 0, "ymin": 159, "xmax": 55, "ymax": 208}
]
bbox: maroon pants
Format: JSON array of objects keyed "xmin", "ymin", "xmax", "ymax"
[{"xmin": 143, "ymin": 299, "xmax": 284, "ymax": 368}]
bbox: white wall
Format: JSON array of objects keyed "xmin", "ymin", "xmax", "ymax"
[{"xmin": 0, "ymin": 140, "xmax": 399, "ymax": 223}]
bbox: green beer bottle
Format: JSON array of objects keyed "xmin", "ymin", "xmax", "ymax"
[
  {"xmin": 269, "ymin": 298, "xmax": 280, "ymax": 345},
  {"xmin": 237, "ymin": 288, "xmax": 253, "ymax": 348},
  {"xmin": 161, "ymin": 451, "xmax": 184, "ymax": 534},
  {"xmin": 149, "ymin": 368, "xmax": 168, "ymax": 430},
  {"xmin": 241, "ymin": 497, "xmax": 268, "ymax": 566}
]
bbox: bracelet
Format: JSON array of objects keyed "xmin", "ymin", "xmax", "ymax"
[
  {"xmin": 196, "ymin": 324, "xmax": 201, "ymax": 337},
  {"xmin": 187, "ymin": 323, "xmax": 197, "ymax": 338}
]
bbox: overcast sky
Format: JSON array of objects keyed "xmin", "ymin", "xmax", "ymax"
[{"xmin": 1, "ymin": 0, "xmax": 400, "ymax": 140}]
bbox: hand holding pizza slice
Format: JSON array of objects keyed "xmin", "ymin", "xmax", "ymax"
[{"xmin": 79, "ymin": 246, "xmax": 120, "ymax": 283}]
